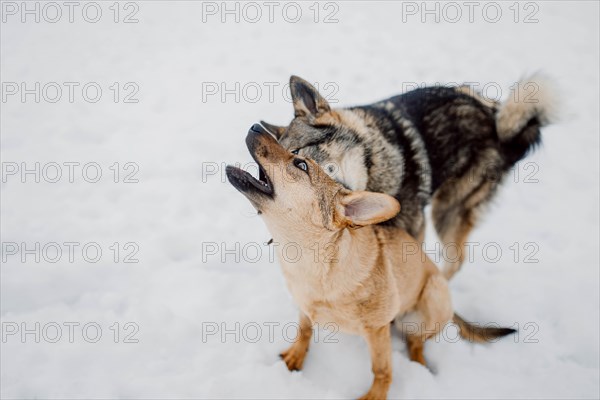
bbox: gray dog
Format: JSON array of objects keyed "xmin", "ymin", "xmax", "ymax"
[{"xmin": 261, "ymin": 75, "xmax": 555, "ymax": 278}]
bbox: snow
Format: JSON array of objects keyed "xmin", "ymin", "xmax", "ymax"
[{"xmin": 1, "ymin": 1, "xmax": 599, "ymax": 398}]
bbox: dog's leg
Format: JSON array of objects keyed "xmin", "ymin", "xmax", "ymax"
[
  {"xmin": 359, "ymin": 324, "xmax": 392, "ymax": 400},
  {"xmin": 405, "ymin": 335, "xmax": 427, "ymax": 366},
  {"xmin": 280, "ymin": 312, "xmax": 313, "ymax": 371},
  {"xmin": 439, "ymin": 215, "xmax": 475, "ymax": 280},
  {"xmin": 405, "ymin": 274, "xmax": 453, "ymax": 367},
  {"xmin": 433, "ymin": 175, "xmax": 496, "ymax": 280}
]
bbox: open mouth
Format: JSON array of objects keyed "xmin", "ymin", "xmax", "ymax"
[
  {"xmin": 226, "ymin": 160, "xmax": 273, "ymax": 197},
  {"xmin": 226, "ymin": 123, "xmax": 279, "ymax": 198}
]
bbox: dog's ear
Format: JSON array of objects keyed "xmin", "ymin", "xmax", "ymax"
[
  {"xmin": 337, "ymin": 191, "xmax": 400, "ymax": 227},
  {"xmin": 290, "ymin": 75, "xmax": 331, "ymax": 120},
  {"xmin": 260, "ymin": 121, "xmax": 286, "ymax": 139}
]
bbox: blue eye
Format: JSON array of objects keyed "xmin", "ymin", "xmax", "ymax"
[
  {"xmin": 291, "ymin": 149, "xmax": 300, "ymax": 155},
  {"xmin": 293, "ymin": 158, "xmax": 308, "ymax": 173}
]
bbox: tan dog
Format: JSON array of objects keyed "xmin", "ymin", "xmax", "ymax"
[{"xmin": 226, "ymin": 124, "xmax": 515, "ymax": 400}]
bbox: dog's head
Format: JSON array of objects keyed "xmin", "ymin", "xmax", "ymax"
[
  {"xmin": 260, "ymin": 76, "xmax": 372, "ymax": 191},
  {"xmin": 226, "ymin": 124, "xmax": 400, "ymax": 237}
]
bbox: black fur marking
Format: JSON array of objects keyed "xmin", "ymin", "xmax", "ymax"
[
  {"xmin": 389, "ymin": 88, "xmax": 497, "ymax": 192},
  {"xmin": 500, "ymin": 117, "xmax": 542, "ymax": 167}
]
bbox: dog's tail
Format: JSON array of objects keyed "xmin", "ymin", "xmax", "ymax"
[
  {"xmin": 453, "ymin": 313, "xmax": 516, "ymax": 343},
  {"xmin": 495, "ymin": 74, "xmax": 557, "ymax": 165}
]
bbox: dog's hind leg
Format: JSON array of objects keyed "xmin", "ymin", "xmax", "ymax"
[
  {"xmin": 401, "ymin": 274, "xmax": 453, "ymax": 366},
  {"xmin": 434, "ymin": 207, "xmax": 477, "ymax": 280},
  {"xmin": 432, "ymin": 166, "xmax": 498, "ymax": 279},
  {"xmin": 280, "ymin": 312, "xmax": 313, "ymax": 371},
  {"xmin": 405, "ymin": 334, "xmax": 427, "ymax": 366}
]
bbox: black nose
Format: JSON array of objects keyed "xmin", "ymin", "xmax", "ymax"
[
  {"xmin": 247, "ymin": 123, "xmax": 272, "ymax": 150},
  {"xmin": 246, "ymin": 123, "xmax": 269, "ymax": 152},
  {"xmin": 250, "ymin": 123, "xmax": 268, "ymax": 135}
]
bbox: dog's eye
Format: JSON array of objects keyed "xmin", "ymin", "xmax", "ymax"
[
  {"xmin": 291, "ymin": 149, "xmax": 300, "ymax": 155},
  {"xmin": 293, "ymin": 158, "xmax": 309, "ymax": 173}
]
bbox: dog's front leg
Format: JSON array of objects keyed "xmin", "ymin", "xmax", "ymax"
[
  {"xmin": 359, "ymin": 324, "xmax": 392, "ymax": 400},
  {"xmin": 280, "ymin": 312, "xmax": 313, "ymax": 371}
]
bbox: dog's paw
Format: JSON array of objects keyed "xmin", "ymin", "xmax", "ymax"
[
  {"xmin": 279, "ymin": 344, "xmax": 307, "ymax": 371},
  {"xmin": 358, "ymin": 380, "xmax": 390, "ymax": 400},
  {"xmin": 358, "ymin": 388, "xmax": 387, "ymax": 400}
]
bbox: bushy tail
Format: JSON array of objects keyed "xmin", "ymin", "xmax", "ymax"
[
  {"xmin": 453, "ymin": 313, "xmax": 516, "ymax": 343},
  {"xmin": 496, "ymin": 74, "xmax": 557, "ymax": 165}
]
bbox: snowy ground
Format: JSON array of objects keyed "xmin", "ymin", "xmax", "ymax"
[{"xmin": 1, "ymin": 1, "xmax": 599, "ymax": 399}]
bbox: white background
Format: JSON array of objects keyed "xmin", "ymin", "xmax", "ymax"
[{"xmin": 1, "ymin": 1, "xmax": 599, "ymax": 398}]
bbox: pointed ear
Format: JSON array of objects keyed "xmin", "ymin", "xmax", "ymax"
[
  {"xmin": 337, "ymin": 191, "xmax": 400, "ymax": 227},
  {"xmin": 260, "ymin": 120, "xmax": 286, "ymax": 139},
  {"xmin": 290, "ymin": 75, "xmax": 331, "ymax": 119}
]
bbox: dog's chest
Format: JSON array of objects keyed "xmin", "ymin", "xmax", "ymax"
[
  {"xmin": 281, "ymin": 268, "xmax": 364, "ymax": 333},
  {"xmin": 305, "ymin": 299, "xmax": 364, "ymax": 333},
  {"xmin": 282, "ymin": 265, "xmax": 401, "ymax": 334}
]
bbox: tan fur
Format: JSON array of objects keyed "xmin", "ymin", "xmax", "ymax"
[
  {"xmin": 496, "ymin": 74, "xmax": 557, "ymax": 141},
  {"xmin": 314, "ymin": 109, "xmax": 342, "ymax": 125},
  {"xmin": 227, "ymin": 126, "xmax": 514, "ymax": 399},
  {"xmin": 452, "ymin": 313, "xmax": 516, "ymax": 343},
  {"xmin": 233, "ymin": 129, "xmax": 451, "ymax": 399},
  {"xmin": 456, "ymin": 85, "xmax": 500, "ymax": 108},
  {"xmin": 405, "ymin": 335, "xmax": 426, "ymax": 365},
  {"xmin": 275, "ymin": 218, "xmax": 450, "ymax": 399},
  {"xmin": 280, "ymin": 312, "xmax": 312, "ymax": 370}
]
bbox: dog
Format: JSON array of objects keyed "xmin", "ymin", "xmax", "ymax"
[
  {"xmin": 260, "ymin": 75, "xmax": 555, "ymax": 279},
  {"xmin": 226, "ymin": 124, "xmax": 515, "ymax": 400}
]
